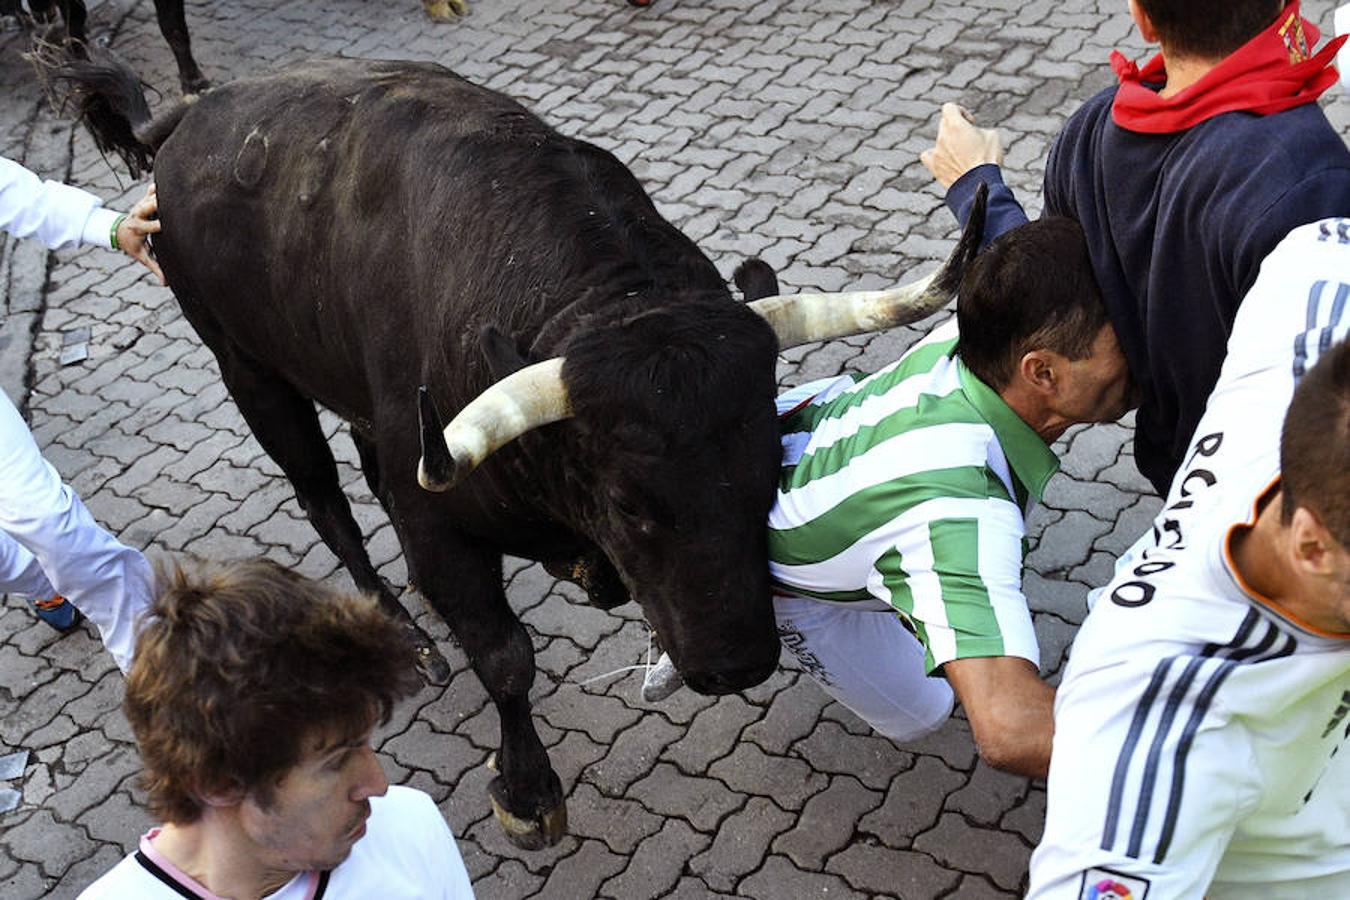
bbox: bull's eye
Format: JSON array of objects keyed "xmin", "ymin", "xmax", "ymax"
[{"xmin": 608, "ymin": 493, "xmax": 655, "ymax": 536}]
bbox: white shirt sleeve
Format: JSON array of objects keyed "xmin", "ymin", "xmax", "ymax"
[
  {"xmin": 0, "ymin": 155, "xmax": 119, "ymax": 250},
  {"xmin": 339, "ymin": 786, "xmax": 473, "ymax": 898},
  {"xmin": 1027, "ymin": 652, "xmax": 1257, "ymax": 899}
]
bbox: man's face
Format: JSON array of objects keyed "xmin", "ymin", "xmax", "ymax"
[
  {"xmin": 237, "ymin": 725, "xmax": 389, "ymax": 874},
  {"xmin": 1310, "ymin": 532, "xmax": 1350, "ymax": 634},
  {"xmin": 1055, "ymin": 324, "xmax": 1136, "ymax": 425}
]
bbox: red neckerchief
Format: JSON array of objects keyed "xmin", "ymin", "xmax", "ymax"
[{"xmin": 1110, "ymin": 0, "xmax": 1345, "ymax": 134}]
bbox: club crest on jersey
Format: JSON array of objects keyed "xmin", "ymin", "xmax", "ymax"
[{"xmin": 1078, "ymin": 868, "xmax": 1151, "ymax": 900}]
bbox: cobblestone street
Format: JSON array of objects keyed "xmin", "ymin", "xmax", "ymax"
[{"xmin": 3, "ymin": 0, "xmax": 1349, "ymax": 896}]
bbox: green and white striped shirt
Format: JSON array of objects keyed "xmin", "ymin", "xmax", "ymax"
[{"xmin": 768, "ymin": 322, "xmax": 1057, "ymax": 673}]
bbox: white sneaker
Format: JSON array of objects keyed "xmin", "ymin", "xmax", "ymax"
[{"xmin": 641, "ymin": 651, "xmax": 683, "ymax": 702}]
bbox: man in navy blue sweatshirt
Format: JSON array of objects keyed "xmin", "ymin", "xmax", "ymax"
[{"xmin": 922, "ymin": 0, "xmax": 1350, "ymax": 496}]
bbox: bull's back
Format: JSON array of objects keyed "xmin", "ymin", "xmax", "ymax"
[{"xmin": 152, "ymin": 58, "xmax": 563, "ymax": 418}]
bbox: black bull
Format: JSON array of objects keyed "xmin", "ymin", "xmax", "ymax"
[{"xmin": 48, "ymin": 51, "xmax": 982, "ymax": 847}]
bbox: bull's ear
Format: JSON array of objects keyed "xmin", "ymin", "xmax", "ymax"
[
  {"xmin": 734, "ymin": 258, "xmax": 779, "ymax": 302},
  {"xmin": 480, "ymin": 325, "xmax": 531, "ymax": 380}
]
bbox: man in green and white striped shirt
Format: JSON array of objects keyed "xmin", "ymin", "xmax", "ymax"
[{"xmin": 770, "ymin": 217, "xmax": 1135, "ymax": 779}]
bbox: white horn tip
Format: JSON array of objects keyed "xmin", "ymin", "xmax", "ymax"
[{"xmin": 417, "ymin": 458, "xmax": 451, "ymax": 492}]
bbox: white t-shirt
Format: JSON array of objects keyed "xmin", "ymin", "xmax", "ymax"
[
  {"xmin": 1028, "ymin": 219, "xmax": 1350, "ymax": 899},
  {"xmin": 0, "ymin": 156, "xmax": 120, "ymax": 250},
  {"xmin": 79, "ymin": 786, "xmax": 474, "ymax": 899}
]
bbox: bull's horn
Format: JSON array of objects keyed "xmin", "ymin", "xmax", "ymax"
[
  {"xmin": 416, "ymin": 358, "xmax": 571, "ymax": 492},
  {"xmin": 749, "ymin": 183, "xmax": 987, "ymax": 349}
]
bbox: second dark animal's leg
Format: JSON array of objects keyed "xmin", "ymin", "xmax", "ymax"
[
  {"xmin": 152, "ymin": 0, "xmax": 208, "ymax": 94},
  {"xmin": 391, "ymin": 497, "xmax": 566, "ymax": 849},
  {"xmin": 52, "ymin": 0, "xmax": 85, "ymax": 46},
  {"xmin": 208, "ymin": 355, "xmax": 450, "ymax": 684},
  {"xmin": 27, "ymin": 0, "xmax": 58, "ymax": 26}
]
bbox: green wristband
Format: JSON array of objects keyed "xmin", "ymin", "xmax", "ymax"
[{"xmin": 110, "ymin": 214, "xmax": 128, "ymax": 251}]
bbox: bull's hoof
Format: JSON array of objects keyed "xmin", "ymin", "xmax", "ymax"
[
  {"xmin": 488, "ymin": 789, "xmax": 567, "ymax": 850},
  {"xmin": 180, "ymin": 76, "xmax": 211, "ymax": 96},
  {"xmin": 412, "ymin": 636, "xmax": 452, "ymax": 685},
  {"xmin": 422, "ymin": 0, "xmax": 467, "ymax": 20}
]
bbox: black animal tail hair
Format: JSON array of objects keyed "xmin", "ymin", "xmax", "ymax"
[{"xmin": 29, "ymin": 42, "xmax": 191, "ymax": 180}]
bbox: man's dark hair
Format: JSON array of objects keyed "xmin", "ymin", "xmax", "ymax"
[
  {"xmin": 955, "ymin": 217, "xmax": 1111, "ymax": 391},
  {"xmin": 1136, "ymin": 0, "xmax": 1283, "ymax": 60},
  {"xmin": 126, "ymin": 558, "xmax": 420, "ymax": 823},
  {"xmin": 1281, "ymin": 338, "xmax": 1350, "ymax": 547}
]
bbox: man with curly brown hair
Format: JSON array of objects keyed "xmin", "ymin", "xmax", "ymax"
[{"xmin": 79, "ymin": 558, "xmax": 474, "ymax": 899}]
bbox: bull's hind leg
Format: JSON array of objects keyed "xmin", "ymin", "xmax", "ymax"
[
  {"xmin": 394, "ymin": 515, "xmax": 566, "ymax": 848},
  {"xmin": 207, "ymin": 353, "xmax": 451, "ymax": 684}
]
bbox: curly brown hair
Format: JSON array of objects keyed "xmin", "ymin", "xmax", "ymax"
[{"xmin": 126, "ymin": 557, "xmax": 420, "ymax": 823}]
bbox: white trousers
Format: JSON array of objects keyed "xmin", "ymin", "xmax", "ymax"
[
  {"xmin": 774, "ymin": 593, "xmax": 954, "ymax": 742},
  {"xmin": 0, "ymin": 390, "xmax": 152, "ymax": 671}
]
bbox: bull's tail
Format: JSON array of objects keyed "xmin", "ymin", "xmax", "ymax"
[{"xmin": 29, "ymin": 42, "xmax": 191, "ymax": 180}]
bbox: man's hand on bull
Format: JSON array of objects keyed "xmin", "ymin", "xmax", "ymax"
[
  {"xmin": 115, "ymin": 183, "xmax": 165, "ymax": 284},
  {"xmin": 921, "ymin": 102, "xmax": 1004, "ymax": 191}
]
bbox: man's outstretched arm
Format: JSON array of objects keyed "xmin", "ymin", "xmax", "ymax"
[
  {"xmin": 921, "ymin": 103, "xmax": 1030, "ymax": 249},
  {"xmin": 943, "ymin": 654, "xmax": 1054, "ymax": 779}
]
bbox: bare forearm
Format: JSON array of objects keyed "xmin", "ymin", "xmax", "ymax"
[{"xmin": 945, "ymin": 655, "xmax": 1055, "ymax": 779}]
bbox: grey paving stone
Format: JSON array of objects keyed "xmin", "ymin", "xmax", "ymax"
[
  {"xmin": 46, "ymin": 747, "xmax": 140, "ymax": 822},
  {"xmin": 382, "ymin": 722, "xmax": 483, "ymax": 787},
  {"xmin": 708, "ymin": 743, "xmax": 827, "ymax": 812},
  {"xmin": 944, "ymin": 762, "xmax": 1032, "ymax": 828},
  {"xmin": 913, "ymin": 813, "xmax": 1031, "ymax": 893},
  {"xmin": 47, "ymin": 844, "xmax": 125, "ymax": 900},
  {"xmin": 565, "ymin": 782, "xmax": 663, "ymax": 855},
  {"xmin": 532, "ymin": 838, "xmax": 626, "ymax": 898},
  {"xmin": 628, "ymin": 762, "xmax": 746, "ymax": 834},
  {"xmin": 3, "ymin": 808, "xmax": 97, "ymax": 879},
  {"xmin": 1025, "ymin": 510, "xmax": 1114, "ymax": 574},
  {"xmin": 582, "ymin": 713, "xmax": 682, "ymax": 797},
  {"xmin": 539, "ymin": 686, "xmax": 642, "ymax": 745},
  {"xmin": 792, "ymin": 719, "xmax": 915, "ymax": 792},
  {"xmin": 948, "ymin": 874, "xmax": 1021, "ymax": 899},
  {"xmin": 599, "ymin": 819, "xmax": 710, "ymax": 900},
  {"xmin": 0, "ymin": 862, "xmax": 50, "ymax": 900},
  {"xmin": 688, "ymin": 796, "xmax": 796, "ymax": 892},
  {"xmin": 858, "ymin": 756, "xmax": 966, "ymax": 849},
  {"xmin": 742, "ymin": 677, "xmax": 833, "ymax": 755},
  {"xmin": 76, "ymin": 790, "xmax": 155, "ymax": 850},
  {"xmin": 773, "ymin": 775, "xmax": 882, "ymax": 870},
  {"xmin": 520, "ymin": 596, "xmax": 624, "ymax": 649},
  {"xmin": 1000, "ymin": 787, "xmax": 1046, "ymax": 847},
  {"xmin": 739, "ymin": 854, "xmax": 868, "ymax": 899},
  {"xmin": 661, "ymin": 693, "xmax": 761, "ymax": 773},
  {"xmin": 470, "ymin": 859, "xmax": 544, "ymax": 900},
  {"xmin": 826, "ymin": 844, "xmax": 962, "ymax": 898}
]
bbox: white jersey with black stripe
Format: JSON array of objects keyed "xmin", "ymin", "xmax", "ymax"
[{"xmin": 1028, "ymin": 219, "xmax": 1350, "ymax": 900}]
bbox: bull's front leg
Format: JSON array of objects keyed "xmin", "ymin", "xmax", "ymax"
[
  {"xmin": 476, "ymin": 611, "xmax": 566, "ymax": 848},
  {"xmin": 405, "ymin": 536, "xmax": 566, "ymax": 848}
]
